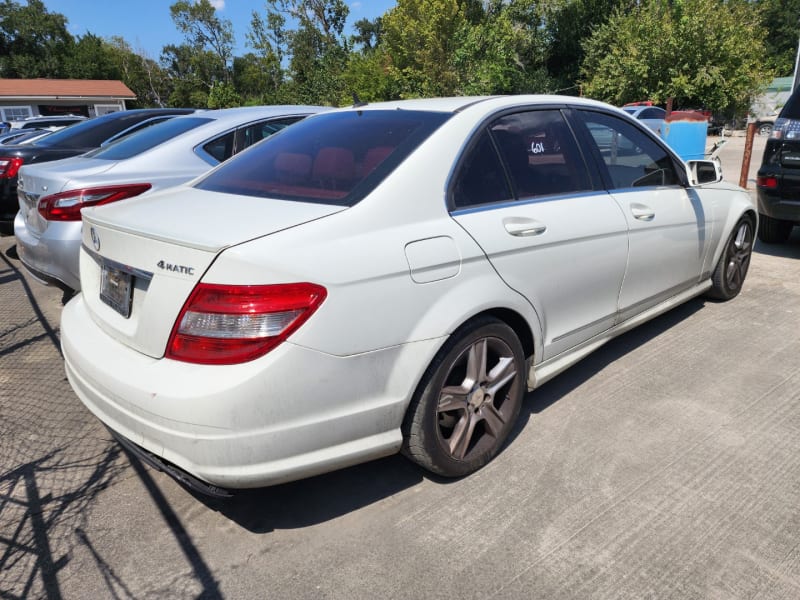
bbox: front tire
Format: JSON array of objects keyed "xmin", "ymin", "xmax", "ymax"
[
  {"xmin": 707, "ymin": 216, "xmax": 754, "ymax": 301},
  {"xmin": 402, "ymin": 317, "xmax": 525, "ymax": 477}
]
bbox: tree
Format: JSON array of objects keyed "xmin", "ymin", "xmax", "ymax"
[
  {"xmin": 106, "ymin": 37, "xmax": 171, "ymax": 108},
  {"xmin": 169, "ymin": 0, "xmax": 235, "ymax": 86},
  {"xmin": 760, "ymin": 0, "xmax": 800, "ymax": 76},
  {"xmin": 454, "ymin": 0, "xmax": 554, "ymax": 95},
  {"xmin": 0, "ymin": 0, "xmax": 73, "ymax": 78},
  {"xmin": 381, "ymin": 0, "xmax": 467, "ymax": 97},
  {"xmin": 245, "ymin": 8, "xmax": 286, "ymax": 101},
  {"xmin": 351, "ymin": 17, "xmax": 382, "ymax": 51},
  {"xmin": 581, "ymin": 0, "xmax": 773, "ymax": 113},
  {"xmin": 544, "ymin": 0, "xmax": 631, "ymax": 94},
  {"xmin": 285, "ymin": 0, "xmax": 350, "ymax": 104},
  {"xmin": 64, "ymin": 33, "xmax": 121, "ymax": 80}
]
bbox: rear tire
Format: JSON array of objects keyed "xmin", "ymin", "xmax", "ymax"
[
  {"xmin": 401, "ymin": 317, "xmax": 525, "ymax": 478},
  {"xmin": 707, "ymin": 216, "xmax": 754, "ymax": 301},
  {"xmin": 757, "ymin": 213, "xmax": 792, "ymax": 244}
]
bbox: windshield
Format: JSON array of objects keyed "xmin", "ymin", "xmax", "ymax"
[
  {"xmin": 195, "ymin": 110, "xmax": 452, "ymax": 206},
  {"xmin": 85, "ymin": 117, "xmax": 212, "ymax": 160}
]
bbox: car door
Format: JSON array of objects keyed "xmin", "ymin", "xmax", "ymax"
[
  {"xmin": 576, "ymin": 109, "xmax": 712, "ymax": 322},
  {"xmin": 451, "ymin": 108, "xmax": 629, "ymax": 360}
]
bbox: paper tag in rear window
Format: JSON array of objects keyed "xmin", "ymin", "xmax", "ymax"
[{"xmin": 100, "ymin": 264, "xmax": 133, "ymax": 318}]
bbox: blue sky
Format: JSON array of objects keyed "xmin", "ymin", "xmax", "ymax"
[{"xmin": 44, "ymin": 0, "xmax": 397, "ymax": 59}]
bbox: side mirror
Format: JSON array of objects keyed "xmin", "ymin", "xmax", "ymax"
[{"xmin": 687, "ymin": 159, "xmax": 723, "ymax": 185}]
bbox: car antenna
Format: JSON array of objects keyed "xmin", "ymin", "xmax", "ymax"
[{"xmin": 352, "ymin": 93, "xmax": 368, "ymax": 108}]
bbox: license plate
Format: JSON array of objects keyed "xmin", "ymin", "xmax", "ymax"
[{"xmin": 100, "ymin": 265, "xmax": 133, "ymax": 318}]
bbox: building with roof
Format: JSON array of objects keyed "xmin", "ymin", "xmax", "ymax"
[{"xmin": 0, "ymin": 79, "xmax": 136, "ymax": 124}]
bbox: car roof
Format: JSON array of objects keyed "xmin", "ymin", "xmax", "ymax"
[
  {"xmin": 334, "ymin": 95, "xmax": 629, "ymax": 115},
  {"xmin": 167, "ymin": 105, "xmax": 329, "ymax": 126}
]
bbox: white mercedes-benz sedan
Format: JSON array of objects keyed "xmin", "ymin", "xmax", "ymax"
[{"xmin": 61, "ymin": 96, "xmax": 756, "ymax": 496}]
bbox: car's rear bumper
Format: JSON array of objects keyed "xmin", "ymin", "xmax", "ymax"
[
  {"xmin": 14, "ymin": 212, "xmax": 81, "ymax": 290},
  {"xmin": 62, "ymin": 293, "xmax": 441, "ymax": 489},
  {"xmin": 757, "ymin": 188, "xmax": 800, "ymax": 223}
]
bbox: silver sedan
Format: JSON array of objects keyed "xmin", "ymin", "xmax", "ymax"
[{"xmin": 14, "ymin": 105, "xmax": 327, "ymax": 290}]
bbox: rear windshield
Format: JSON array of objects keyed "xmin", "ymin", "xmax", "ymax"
[
  {"xmin": 85, "ymin": 117, "xmax": 212, "ymax": 160},
  {"xmin": 194, "ymin": 110, "xmax": 452, "ymax": 206},
  {"xmin": 781, "ymin": 89, "xmax": 800, "ymax": 120},
  {"xmin": 34, "ymin": 111, "xmax": 189, "ymax": 150}
]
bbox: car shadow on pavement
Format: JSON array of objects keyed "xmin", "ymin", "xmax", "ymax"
[
  {"xmin": 753, "ymin": 230, "xmax": 800, "ymax": 259},
  {"xmin": 198, "ymin": 453, "xmax": 423, "ymax": 533}
]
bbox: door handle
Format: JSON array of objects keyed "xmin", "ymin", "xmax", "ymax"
[
  {"xmin": 630, "ymin": 205, "xmax": 655, "ymax": 221},
  {"xmin": 503, "ymin": 218, "xmax": 547, "ymax": 237}
]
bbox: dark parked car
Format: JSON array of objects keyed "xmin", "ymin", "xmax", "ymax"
[
  {"xmin": 756, "ymin": 88, "xmax": 800, "ymax": 243},
  {"xmin": 0, "ymin": 108, "xmax": 194, "ymax": 232}
]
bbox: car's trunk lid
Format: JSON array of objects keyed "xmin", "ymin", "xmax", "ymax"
[{"xmin": 80, "ymin": 186, "xmax": 345, "ymax": 357}]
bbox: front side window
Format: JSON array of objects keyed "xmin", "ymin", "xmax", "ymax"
[
  {"xmin": 195, "ymin": 110, "xmax": 452, "ymax": 206},
  {"xmin": 579, "ymin": 110, "xmax": 682, "ymax": 189}
]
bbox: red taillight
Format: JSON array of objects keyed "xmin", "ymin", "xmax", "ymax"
[
  {"xmin": 757, "ymin": 175, "xmax": 778, "ymax": 189},
  {"xmin": 37, "ymin": 183, "xmax": 152, "ymax": 221},
  {"xmin": 166, "ymin": 283, "xmax": 327, "ymax": 365},
  {"xmin": 0, "ymin": 157, "xmax": 23, "ymax": 178}
]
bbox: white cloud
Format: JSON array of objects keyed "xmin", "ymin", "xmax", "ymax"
[
  {"xmin": 209, "ymin": 0, "xmax": 225, "ymax": 9},
  {"xmin": 351, "ymin": 2, "xmax": 363, "ymax": 9}
]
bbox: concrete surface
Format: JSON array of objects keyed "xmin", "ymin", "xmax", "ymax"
[{"xmin": 2, "ymin": 134, "xmax": 800, "ymax": 599}]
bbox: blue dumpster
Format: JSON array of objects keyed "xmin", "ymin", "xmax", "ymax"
[{"xmin": 661, "ymin": 111, "xmax": 708, "ymax": 161}]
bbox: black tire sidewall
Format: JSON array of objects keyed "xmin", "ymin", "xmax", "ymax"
[{"xmin": 404, "ymin": 318, "xmax": 525, "ymax": 477}]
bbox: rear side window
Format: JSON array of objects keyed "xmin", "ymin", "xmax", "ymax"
[
  {"xmin": 86, "ymin": 117, "xmax": 212, "ymax": 160},
  {"xmin": 195, "ymin": 110, "xmax": 452, "ymax": 206},
  {"xmin": 490, "ymin": 110, "xmax": 592, "ymax": 198},
  {"xmin": 202, "ymin": 131, "xmax": 235, "ymax": 163}
]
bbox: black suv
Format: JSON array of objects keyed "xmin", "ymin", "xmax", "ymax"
[
  {"xmin": 756, "ymin": 88, "xmax": 800, "ymax": 243},
  {"xmin": 0, "ymin": 108, "xmax": 194, "ymax": 233}
]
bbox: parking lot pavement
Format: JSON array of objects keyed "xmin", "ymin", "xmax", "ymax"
[{"xmin": 2, "ymin": 179, "xmax": 800, "ymax": 597}]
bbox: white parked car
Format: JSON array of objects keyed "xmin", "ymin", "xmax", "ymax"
[
  {"xmin": 15, "ymin": 105, "xmax": 327, "ymax": 291},
  {"xmin": 61, "ymin": 96, "xmax": 756, "ymax": 496}
]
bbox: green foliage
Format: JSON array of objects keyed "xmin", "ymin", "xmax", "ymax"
[
  {"xmin": 170, "ymin": 0, "xmax": 234, "ymax": 84},
  {"xmin": 581, "ymin": 0, "xmax": 774, "ymax": 112},
  {"xmin": 544, "ymin": 0, "xmax": 631, "ymax": 94},
  {"xmin": 0, "ymin": 0, "xmax": 790, "ymax": 116},
  {"xmin": 0, "ymin": 0, "xmax": 72, "ymax": 77},
  {"xmin": 454, "ymin": 0, "xmax": 554, "ymax": 95},
  {"xmin": 381, "ymin": 0, "xmax": 466, "ymax": 98},
  {"xmin": 761, "ymin": 0, "xmax": 800, "ymax": 76},
  {"xmin": 104, "ymin": 37, "xmax": 171, "ymax": 108},
  {"xmin": 207, "ymin": 81, "xmax": 241, "ymax": 108},
  {"xmin": 64, "ymin": 34, "xmax": 122, "ymax": 80}
]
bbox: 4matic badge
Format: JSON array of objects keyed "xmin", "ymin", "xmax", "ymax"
[{"xmin": 156, "ymin": 260, "xmax": 195, "ymax": 275}]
